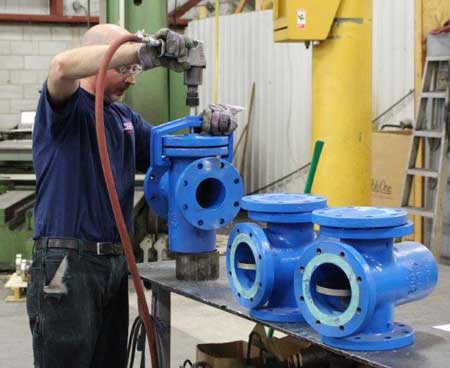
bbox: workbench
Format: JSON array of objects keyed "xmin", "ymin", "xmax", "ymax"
[{"xmin": 138, "ymin": 258, "xmax": 450, "ymax": 368}]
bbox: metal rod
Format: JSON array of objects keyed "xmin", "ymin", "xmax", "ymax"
[
  {"xmin": 237, "ymin": 262, "xmax": 256, "ymax": 270},
  {"xmin": 248, "ymin": 162, "xmax": 312, "ymax": 195}
]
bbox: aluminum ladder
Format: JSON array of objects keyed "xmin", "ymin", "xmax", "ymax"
[{"xmin": 401, "ymin": 55, "xmax": 450, "ymax": 261}]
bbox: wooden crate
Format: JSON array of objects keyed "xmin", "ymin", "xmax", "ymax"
[{"xmin": 4, "ymin": 272, "xmax": 27, "ymax": 302}]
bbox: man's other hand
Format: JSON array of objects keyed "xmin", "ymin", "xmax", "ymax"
[{"xmin": 201, "ymin": 104, "xmax": 244, "ymax": 136}]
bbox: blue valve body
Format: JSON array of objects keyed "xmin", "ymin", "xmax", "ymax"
[
  {"xmin": 144, "ymin": 116, "xmax": 243, "ymax": 254},
  {"xmin": 226, "ymin": 193, "xmax": 327, "ymax": 322},
  {"xmin": 295, "ymin": 207, "xmax": 438, "ymax": 351}
]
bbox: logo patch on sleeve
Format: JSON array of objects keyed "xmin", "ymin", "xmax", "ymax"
[{"xmin": 123, "ymin": 121, "xmax": 134, "ymax": 135}]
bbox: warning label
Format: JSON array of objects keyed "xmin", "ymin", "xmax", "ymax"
[{"xmin": 297, "ymin": 9, "xmax": 306, "ymax": 29}]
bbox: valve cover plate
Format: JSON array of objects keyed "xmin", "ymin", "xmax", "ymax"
[
  {"xmin": 242, "ymin": 193, "xmax": 327, "ymax": 213},
  {"xmin": 163, "ymin": 134, "xmax": 228, "ymax": 147},
  {"xmin": 312, "ymin": 207, "xmax": 408, "ymax": 228}
]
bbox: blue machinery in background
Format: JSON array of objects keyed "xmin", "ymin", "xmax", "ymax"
[
  {"xmin": 144, "ymin": 116, "xmax": 243, "ymax": 280},
  {"xmin": 295, "ymin": 207, "xmax": 438, "ymax": 351},
  {"xmin": 226, "ymin": 193, "xmax": 327, "ymax": 322}
]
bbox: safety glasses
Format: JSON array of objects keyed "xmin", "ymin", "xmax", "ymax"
[{"xmin": 116, "ymin": 64, "xmax": 143, "ymax": 76}]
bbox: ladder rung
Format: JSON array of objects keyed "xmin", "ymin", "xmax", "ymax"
[
  {"xmin": 414, "ymin": 129, "xmax": 443, "ymax": 138},
  {"xmin": 403, "ymin": 206, "xmax": 434, "ymax": 219},
  {"xmin": 422, "ymin": 92, "xmax": 447, "ymax": 99},
  {"xmin": 426, "ymin": 56, "xmax": 450, "ymax": 62},
  {"xmin": 407, "ymin": 168, "xmax": 439, "ymax": 178}
]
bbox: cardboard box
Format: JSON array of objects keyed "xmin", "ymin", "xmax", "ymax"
[
  {"xmin": 372, "ymin": 131, "xmax": 412, "ymax": 207},
  {"xmin": 195, "ymin": 325, "xmax": 311, "ymax": 367},
  {"xmin": 372, "ymin": 131, "xmax": 422, "ymax": 241},
  {"xmin": 196, "ymin": 341, "xmax": 260, "ymax": 368}
]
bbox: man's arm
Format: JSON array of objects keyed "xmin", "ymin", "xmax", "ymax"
[{"xmin": 47, "ymin": 43, "xmax": 140, "ymax": 107}]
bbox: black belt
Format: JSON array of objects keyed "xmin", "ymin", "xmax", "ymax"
[{"xmin": 35, "ymin": 237, "xmax": 124, "ymax": 256}]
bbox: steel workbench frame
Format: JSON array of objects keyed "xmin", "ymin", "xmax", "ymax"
[{"xmin": 138, "ymin": 259, "xmax": 450, "ymax": 368}]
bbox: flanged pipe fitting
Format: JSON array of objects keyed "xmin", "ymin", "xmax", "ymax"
[
  {"xmin": 295, "ymin": 207, "xmax": 438, "ymax": 351},
  {"xmin": 226, "ymin": 193, "xmax": 327, "ymax": 322},
  {"xmin": 144, "ymin": 116, "xmax": 243, "ymax": 280}
]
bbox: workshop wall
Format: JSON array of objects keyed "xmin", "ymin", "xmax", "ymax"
[
  {"xmin": 0, "ymin": 0, "xmax": 99, "ymax": 16},
  {"xmin": 0, "ymin": 0, "xmax": 99, "ymax": 130},
  {"xmin": 188, "ymin": 2, "xmax": 415, "ymax": 195},
  {"xmin": 189, "ymin": 11, "xmax": 312, "ymax": 195},
  {"xmin": 372, "ymin": 0, "xmax": 415, "ymax": 129}
]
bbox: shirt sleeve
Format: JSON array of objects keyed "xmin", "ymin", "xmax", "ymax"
[
  {"xmin": 132, "ymin": 111, "xmax": 152, "ymax": 173},
  {"xmin": 35, "ymin": 81, "xmax": 81, "ymax": 138}
]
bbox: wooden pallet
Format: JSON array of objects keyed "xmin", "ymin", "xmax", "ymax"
[{"xmin": 4, "ymin": 272, "xmax": 27, "ymax": 302}]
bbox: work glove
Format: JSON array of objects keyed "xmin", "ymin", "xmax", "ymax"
[
  {"xmin": 200, "ymin": 104, "xmax": 244, "ymax": 136},
  {"xmin": 137, "ymin": 28, "xmax": 194, "ymax": 72}
]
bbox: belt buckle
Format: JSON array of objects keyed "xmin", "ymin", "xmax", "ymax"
[{"xmin": 96, "ymin": 242, "xmax": 103, "ymax": 256}]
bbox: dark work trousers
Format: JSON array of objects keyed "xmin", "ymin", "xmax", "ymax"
[{"xmin": 26, "ymin": 246, "xmax": 129, "ymax": 368}]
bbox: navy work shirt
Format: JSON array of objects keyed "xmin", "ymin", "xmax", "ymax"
[{"xmin": 32, "ymin": 83, "xmax": 151, "ymax": 242}]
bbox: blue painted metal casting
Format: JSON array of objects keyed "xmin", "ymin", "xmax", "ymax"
[
  {"xmin": 226, "ymin": 193, "xmax": 327, "ymax": 322},
  {"xmin": 144, "ymin": 116, "xmax": 243, "ymax": 254},
  {"xmin": 295, "ymin": 207, "xmax": 438, "ymax": 351}
]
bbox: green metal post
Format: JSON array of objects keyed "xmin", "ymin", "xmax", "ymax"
[
  {"xmin": 169, "ymin": 71, "xmax": 189, "ymax": 120},
  {"xmin": 304, "ymin": 140, "xmax": 325, "ymax": 194},
  {"xmin": 106, "ymin": 0, "xmax": 170, "ymax": 124}
]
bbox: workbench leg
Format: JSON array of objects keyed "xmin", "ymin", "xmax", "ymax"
[{"xmin": 151, "ymin": 285, "xmax": 171, "ymax": 368}]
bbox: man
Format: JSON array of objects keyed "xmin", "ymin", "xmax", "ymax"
[{"xmin": 27, "ymin": 24, "xmax": 234, "ymax": 368}]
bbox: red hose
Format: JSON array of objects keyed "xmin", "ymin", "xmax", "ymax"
[{"xmin": 94, "ymin": 34, "xmax": 159, "ymax": 368}]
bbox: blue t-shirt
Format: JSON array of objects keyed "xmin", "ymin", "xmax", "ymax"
[{"xmin": 32, "ymin": 83, "xmax": 151, "ymax": 242}]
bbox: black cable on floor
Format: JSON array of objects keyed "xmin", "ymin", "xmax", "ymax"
[{"xmin": 128, "ymin": 316, "xmax": 146, "ymax": 368}]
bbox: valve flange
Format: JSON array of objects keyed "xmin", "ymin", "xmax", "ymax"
[
  {"xmin": 295, "ymin": 207, "xmax": 438, "ymax": 351},
  {"xmin": 227, "ymin": 193, "xmax": 327, "ymax": 322}
]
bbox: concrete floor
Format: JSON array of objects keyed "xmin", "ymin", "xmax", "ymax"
[{"xmin": 0, "ymin": 272, "xmax": 255, "ymax": 368}]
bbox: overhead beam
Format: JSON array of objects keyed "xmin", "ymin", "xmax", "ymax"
[
  {"xmin": 235, "ymin": 0, "xmax": 247, "ymax": 14},
  {"xmin": 50, "ymin": 0, "xmax": 63, "ymax": 16},
  {"xmin": 0, "ymin": 0, "xmax": 99, "ymax": 24},
  {"xmin": 168, "ymin": 18, "xmax": 189, "ymax": 28},
  {"xmin": 168, "ymin": 0, "xmax": 202, "ymax": 19},
  {"xmin": 0, "ymin": 14, "xmax": 99, "ymax": 24}
]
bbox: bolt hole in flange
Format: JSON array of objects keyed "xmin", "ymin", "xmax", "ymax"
[
  {"xmin": 234, "ymin": 242, "xmax": 257, "ymax": 290},
  {"xmin": 311, "ymin": 263, "xmax": 352, "ymax": 315},
  {"xmin": 196, "ymin": 178, "xmax": 226, "ymax": 209}
]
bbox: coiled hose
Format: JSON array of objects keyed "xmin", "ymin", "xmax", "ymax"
[{"xmin": 94, "ymin": 34, "xmax": 159, "ymax": 368}]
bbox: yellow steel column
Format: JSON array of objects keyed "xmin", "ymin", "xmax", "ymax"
[{"xmin": 311, "ymin": 0, "xmax": 372, "ymax": 206}]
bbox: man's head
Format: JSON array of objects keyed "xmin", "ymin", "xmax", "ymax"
[{"xmin": 81, "ymin": 24, "xmax": 140, "ymax": 103}]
